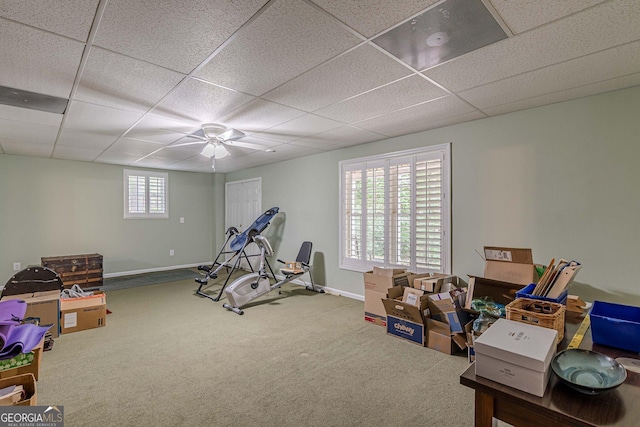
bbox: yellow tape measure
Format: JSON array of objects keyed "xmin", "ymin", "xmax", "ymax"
[{"xmin": 567, "ymin": 314, "xmax": 590, "ymax": 349}]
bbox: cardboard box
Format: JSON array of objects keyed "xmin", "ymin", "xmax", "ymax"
[
  {"xmin": 427, "ymin": 291, "xmax": 472, "ymax": 334},
  {"xmin": 364, "ymin": 289, "xmax": 387, "ymax": 326},
  {"xmin": 60, "ymin": 291, "xmax": 107, "ymax": 334},
  {"xmin": 382, "ymin": 287, "xmax": 430, "ymax": 346},
  {"xmin": 402, "ymin": 287, "xmax": 425, "ymax": 306},
  {"xmin": 0, "ymin": 339, "xmax": 43, "ymax": 381},
  {"xmin": 363, "ymin": 270, "xmax": 410, "ymax": 293},
  {"xmin": 1, "ymin": 290, "xmax": 60, "ymax": 338},
  {"xmin": 474, "ymin": 318, "xmax": 557, "ymax": 397},
  {"xmin": 285, "ymin": 261, "xmax": 302, "ymax": 270},
  {"xmin": 413, "ymin": 273, "xmax": 457, "ymax": 293},
  {"xmin": 464, "ymin": 276, "xmax": 524, "ymax": 314},
  {"xmin": 0, "ymin": 373, "xmax": 37, "ymax": 406},
  {"xmin": 426, "ymin": 318, "xmax": 467, "ymax": 354},
  {"xmin": 373, "ymin": 267, "xmax": 406, "ymax": 277},
  {"xmin": 483, "ymin": 246, "xmax": 538, "ymax": 285}
]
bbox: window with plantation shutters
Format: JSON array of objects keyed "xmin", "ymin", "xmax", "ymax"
[
  {"xmin": 124, "ymin": 169, "xmax": 169, "ymax": 219},
  {"xmin": 339, "ymin": 144, "xmax": 450, "ymax": 273}
]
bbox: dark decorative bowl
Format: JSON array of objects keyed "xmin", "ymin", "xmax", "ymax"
[{"xmin": 551, "ymin": 349, "xmax": 627, "ymax": 395}]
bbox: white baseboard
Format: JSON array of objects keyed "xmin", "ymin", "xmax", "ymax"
[
  {"xmin": 275, "ymin": 275, "xmax": 363, "ymax": 301},
  {"xmin": 103, "ymin": 262, "xmax": 210, "ymax": 279},
  {"xmin": 104, "ymin": 266, "xmax": 364, "ymax": 302}
]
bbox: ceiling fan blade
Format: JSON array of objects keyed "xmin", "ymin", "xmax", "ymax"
[
  {"xmin": 167, "ymin": 140, "xmax": 206, "ymax": 148},
  {"xmin": 224, "ymin": 140, "xmax": 271, "ymax": 151},
  {"xmin": 218, "ymin": 128, "xmax": 245, "ymax": 141}
]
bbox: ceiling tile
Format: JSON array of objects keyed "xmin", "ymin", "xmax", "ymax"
[
  {"xmin": 168, "ymin": 155, "xmax": 215, "ymax": 172},
  {"xmin": 93, "ymin": 151, "xmax": 143, "ymax": 165},
  {"xmin": 124, "ymin": 114, "xmax": 200, "ymax": 144},
  {"xmin": 459, "ymin": 40, "xmax": 640, "ymax": 110},
  {"xmin": 257, "ymin": 114, "xmax": 344, "ymax": 143},
  {"xmin": 63, "ymin": 101, "xmax": 143, "ymax": 135},
  {"xmin": 289, "ymin": 124, "xmax": 383, "ymax": 150},
  {"xmin": 153, "ymin": 78, "xmax": 255, "ymax": 125},
  {"xmin": 195, "ymin": 0, "xmax": 361, "ymax": 96},
  {"xmin": 75, "ymin": 48, "xmax": 185, "ymax": 114},
  {"xmin": 149, "ymin": 145, "xmax": 201, "ymax": 161},
  {"xmin": 315, "ymin": 74, "xmax": 447, "ymax": 123},
  {"xmin": 0, "ymin": 104, "xmax": 62, "ymax": 127},
  {"xmin": 355, "ymin": 95, "xmax": 480, "ymax": 136},
  {"xmin": 0, "ymin": 117, "xmax": 59, "ymax": 144},
  {"xmin": 263, "ymin": 43, "xmax": 412, "ymax": 111},
  {"xmin": 0, "ymin": 0, "xmax": 99, "ymax": 41},
  {"xmin": 52, "ymin": 143, "xmax": 105, "ymax": 161},
  {"xmin": 424, "ymin": 0, "xmax": 640, "ymax": 91},
  {"xmin": 489, "ymin": 0, "xmax": 606, "ymax": 34},
  {"xmin": 132, "ymin": 155, "xmax": 190, "ymax": 169},
  {"xmin": 97, "ymin": 137, "xmax": 164, "ymax": 156},
  {"xmin": 482, "ymin": 72, "xmax": 640, "ymax": 117},
  {"xmin": 94, "ymin": 0, "xmax": 269, "ymax": 73},
  {"xmin": 0, "ymin": 20, "xmax": 85, "ymax": 98},
  {"xmin": 0, "ymin": 138, "xmax": 53, "ymax": 157},
  {"xmin": 312, "ymin": 0, "xmax": 440, "ymax": 38},
  {"xmin": 220, "ymin": 99, "xmax": 306, "ymax": 135},
  {"xmin": 55, "ymin": 128, "xmax": 117, "ymax": 150}
]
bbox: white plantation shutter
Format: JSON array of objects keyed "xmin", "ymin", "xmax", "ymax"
[
  {"xmin": 344, "ymin": 167, "xmax": 363, "ymax": 260},
  {"xmin": 128, "ymin": 175, "xmax": 146, "ymax": 214},
  {"xmin": 365, "ymin": 163, "xmax": 385, "ymax": 263},
  {"xmin": 415, "ymin": 153, "xmax": 444, "ymax": 270},
  {"xmin": 148, "ymin": 176, "xmax": 166, "ymax": 214},
  {"xmin": 389, "ymin": 159, "xmax": 412, "ymax": 266},
  {"xmin": 339, "ymin": 144, "xmax": 450, "ymax": 273},
  {"xmin": 124, "ymin": 170, "xmax": 169, "ymax": 219}
]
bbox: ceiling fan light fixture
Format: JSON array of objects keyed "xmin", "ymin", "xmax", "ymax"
[
  {"xmin": 200, "ymin": 143, "xmax": 216, "ymax": 158},
  {"xmin": 201, "ymin": 123, "xmax": 227, "ymax": 139},
  {"xmin": 214, "ymin": 143, "xmax": 229, "ymax": 159},
  {"xmin": 200, "ymin": 142, "xmax": 229, "ymax": 159}
]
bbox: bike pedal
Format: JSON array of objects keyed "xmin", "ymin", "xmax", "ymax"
[{"xmin": 195, "ymin": 278, "xmax": 208, "ymax": 284}]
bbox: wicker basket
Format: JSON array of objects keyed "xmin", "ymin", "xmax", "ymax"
[{"xmin": 506, "ymin": 297, "xmax": 566, "ymax": 343}]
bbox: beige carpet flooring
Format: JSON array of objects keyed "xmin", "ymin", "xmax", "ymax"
[{"xmin": 38, "ymin": 273, "xmax": 474, "ymax": 426}]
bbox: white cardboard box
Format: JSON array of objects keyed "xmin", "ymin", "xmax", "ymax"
[{"xmin": 474, "ymin": 318, "xmax": 557, "ymax": 397}]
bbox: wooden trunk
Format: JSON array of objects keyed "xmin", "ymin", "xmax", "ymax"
[{"xmin": 41, "ymin": 253, "xmax": 103, "ymax": 289}]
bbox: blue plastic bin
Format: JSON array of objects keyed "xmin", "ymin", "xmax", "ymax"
[
  {"xmin": 515, "ymin": 283, "xmax": 568, "ymax": 305},
  {"xmin": 590, "ymin": 300, "xmax": 640, "ymax": 353}
]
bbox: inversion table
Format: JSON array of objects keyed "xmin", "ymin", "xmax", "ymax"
[{"xmin": 195, "ymin": 207, "xmax": 279, "ymax": 301}]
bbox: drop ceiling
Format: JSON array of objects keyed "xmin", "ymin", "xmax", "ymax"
[{"xmin": 0, "ymin": 0, "xmax": 638, "ymax": 173}]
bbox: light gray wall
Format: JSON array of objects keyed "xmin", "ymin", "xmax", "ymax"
[
  {"xmin": 227, "ymin": 85, "xmax": 640, "ymax": 302},
  {"xmin": 2, "ymin": 86, "xmax": 638, "ymax": 304},
  {"xmin": 0, "ymin": 156, "xmax": 215, "ymax": 281}
]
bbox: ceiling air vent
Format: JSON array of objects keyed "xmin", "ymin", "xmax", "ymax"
[
  {"xmin": 0, "ymin": 85, "xmax": 68, "ymax": 114},
  {"xmin": 373, "ymin": 0, "xmax": 508, "ymax": 71}
]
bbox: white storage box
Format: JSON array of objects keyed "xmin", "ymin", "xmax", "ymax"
[{"xmin": 474, "ymin": 318, "xmax": 557, "ymax": 397}]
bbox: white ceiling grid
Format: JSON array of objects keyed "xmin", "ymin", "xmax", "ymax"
[{"xmin": 0, "ymin": 0, "xmax": 638, "ymax": 173}]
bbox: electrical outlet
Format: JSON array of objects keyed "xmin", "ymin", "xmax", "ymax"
[
  {"xmin": 13, "ymin": 262, "xmax": 21, "ymax": 271},
  {"xmin": 180, "ymin": 217, "xmax": 184, "ymax": 224},
  {"xmin": 169, "ymin": 250, "xmax": 175, "ymax": 256}
]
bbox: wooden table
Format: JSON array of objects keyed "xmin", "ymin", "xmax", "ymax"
[{"xmin": 460, "ymin": 313, "xmax": 640, "ymax": 427}]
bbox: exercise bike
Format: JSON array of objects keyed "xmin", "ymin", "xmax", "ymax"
[{"xmin": 222, "ymin": 235, "xmax": 323, "ymax": 315}]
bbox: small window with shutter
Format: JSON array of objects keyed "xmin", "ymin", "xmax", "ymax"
[{"xmin": 124, "ymin": 169, "xmax": 169, "ymax": 219}]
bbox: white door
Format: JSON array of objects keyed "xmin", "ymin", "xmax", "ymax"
[{"xmin": 225, "ymin": 178, "xmax": 262, "ymax": 269}]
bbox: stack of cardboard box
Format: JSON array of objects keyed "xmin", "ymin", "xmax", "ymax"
[
  {"xmin": 377, "ymin": 276, "xmax": 472, "ymax": 354},
  {"xmin": 363, "ymin": 268, "xmax": 411, "ymax": 326},
  {"xmin": 0, "ymin": 267, "xmax": 108, "ymax": 406}
]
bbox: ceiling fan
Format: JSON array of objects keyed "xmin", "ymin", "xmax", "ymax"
[{"xmin": 166, "ymin": 123, "xmax": 272, "ymax": 170}]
